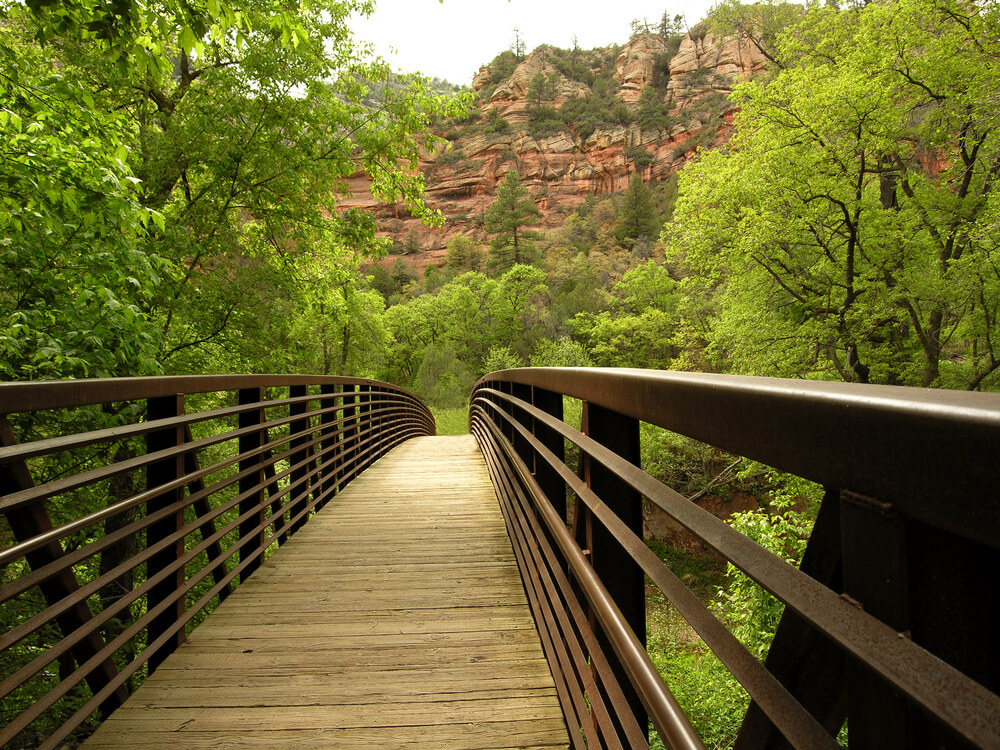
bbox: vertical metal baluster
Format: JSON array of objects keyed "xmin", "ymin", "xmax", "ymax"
[
  {"xmin": 583, "ymin": 400, "xmax": 647, "ymax": 743},
  {"xmin": 289, "ymin": 385, "xmax": 310, "ymax": 536},
  {"xmin": 145, "ymin": 394, "xmax": 186, "ymax": 672},
  {"xmin": 237, "ymin": 387, "xmax": 266, "ymax": 581}
]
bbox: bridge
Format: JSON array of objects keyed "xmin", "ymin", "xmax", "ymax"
[{"xmin": 1, "ymin": 370, "xmax": 998, "ymax": 749}]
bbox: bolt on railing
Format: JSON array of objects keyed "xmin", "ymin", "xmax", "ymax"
[{"xmin": 0, "ymin": 375, "xmax": 434, "ymax": 749}]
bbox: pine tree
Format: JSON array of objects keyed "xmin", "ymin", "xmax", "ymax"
[
  {"xmin": 484, "ymin": 171, "xmax": 542, "ymax": 273},
  {"xmin": 616, "ymin": 173, "xmax": 660, "ymax": 250}
]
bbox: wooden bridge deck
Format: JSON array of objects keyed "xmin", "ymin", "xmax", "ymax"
[{"xmin": 84, "ymin": 435, "xmax": 569, "ymax": 749}]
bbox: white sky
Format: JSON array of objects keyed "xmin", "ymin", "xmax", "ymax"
[{"xmin": 351, "ymin": 0, "xmax": 719, "ymax": 86}]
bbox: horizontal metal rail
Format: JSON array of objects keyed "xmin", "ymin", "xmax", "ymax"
[
  {"xmin": 0, "ymin": 376, "xmax": 434, "ymax": 750},
  {"xmin": 470, "ymin": 368, "xmax": 1000, "ymax": 750}
]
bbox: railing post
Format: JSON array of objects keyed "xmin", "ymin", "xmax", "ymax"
[
  {"xmin": 583, "ymin": 400, "xmax": 647, "ymax": 740},
  {"xmin": 840, "ymin": 490, "xmax": 909, "ymax": 750},
  {"xmin": 288, "ymin": 385, "xmax": 310, "ymax": 535},
  {"xmin": 340, "ymin": 385, "xmax": 357, "ymax": 486},
  {"xmin": 531, "ymin": 386, "xmax": 565, "ymax": 521},
  {"xmin": 359, "ymin": 384, "xmax": 374, "ymax": 470},
  {"xmin": 499, "ymin": 381, "xmax": 514, "ymax": 445},
  {"xmin": 318, "ymin": 384, "xmax": 339, "ymax": 509},
  {"xmin": 372, "ymin": 385, "xmax": 386, "ymax": 459},
  {"xmin": 904, "ymin": 522, "xmax": 997, "ymax": 748},
  {"xmin": 238, "ymin": 387, "xmax": 266, "ymax": 581},
  {"xmin": 183, "ymin": 425, "xmax": 233, "ymax": 601},
  {"xmin": 145, "ymin": 394, "xmax": 186, "ymax": 672},
  {"xmin": 511, "ymin": 382, "xmax": 532, "ymax": 469}
]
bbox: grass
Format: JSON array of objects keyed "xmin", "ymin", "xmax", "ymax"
[{"xmin": 430, "ymin": 405, "xmax": 469, "ymax": 435}]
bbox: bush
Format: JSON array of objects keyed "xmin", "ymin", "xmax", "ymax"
[
  {"xmin": 530, "ymin": 336, "xmax": 591, "ymax": 367},
  {"xmin": 485, "ymin": 109, "xmax": 511, "ymax": 134},
  {"xmin": 482, "ymin": 344, "xmax": 523, "ymax": 374},
  {"xmin": 559, "ymin": 93, "xmax": 634, "ymax": 140},
  {"xmin": 437, "ymin": 146, "xmax": 466, "ymax": 165},
  {"xmin": 638, "ymin": 86, "xmax": 673, "ymax": 131},
  {"xmin": 625, "ymin": 145, "xmax": 655, "ymax": 170},
  {"xmin": 528, "ymin": 106, "xmax": 566, "ymax": 139},
  {"xmin": 412, "ymin": 342, "xmax": 474, "ymax": 408},
  {"xmin": 646, "ymin": 465, "xmax": 823, "ymax": 749},
  {"xmin": 488, "ymin": 50, "xmax": 519, "ymax": 83}
]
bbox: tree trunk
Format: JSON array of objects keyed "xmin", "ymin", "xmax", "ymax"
[{"xmin": 922, "ymin": 308, "xmax": 943, "ymax": 387}]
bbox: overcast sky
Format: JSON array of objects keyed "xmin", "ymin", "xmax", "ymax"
[{"xmin": 351, "ymin": 0, "xmax": 719, "ymax": 86}]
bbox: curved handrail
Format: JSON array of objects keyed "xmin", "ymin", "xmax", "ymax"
[
  {"xmin": 0, "ymin": 375, "xmax": 434, "ymax": 749},
  {"xmin": 474, "ymin": 368, "xmax": 1000, "ymax": 546},
  {"xmin": 470, "ymin": 368, "xmax": 1000, "ymax": 750}
]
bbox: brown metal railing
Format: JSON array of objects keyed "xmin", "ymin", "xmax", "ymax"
[
  {"xmin": 0, "ymin": 375, "xmax": 434, "ymax": 749},
  {"xmin": 469, "ymin": 368, "xmax": 1000, "ymax": 750}
]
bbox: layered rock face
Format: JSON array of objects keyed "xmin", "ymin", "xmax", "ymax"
[{"xmin": 354, "ymin": 30, "xmax": 768, "ymax": 265}]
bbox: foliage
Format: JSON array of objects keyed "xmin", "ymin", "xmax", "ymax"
[
  {"xmin": 445, "ymin": 235, "xmax": 485, "ymax": 273},
  {"xmin": 559, "ymin": 92, "xmax": 635, "ymax": 142},
  {"xmin": 638, "ymin": 86, "xmax": 673, "ymax": 131},
  {"xmin": 0, "ymin": 18, "xmax": 163, "ymax": 379},
  {"xmin": 717, "ymin": 484, "xmax": 817, "ymax": 660},
  {"xmin": 616, "ymin": 175, "xmax": 661, "ymax": 249},
  {"xmin": 530, "ymin": 336, "xmax": 591, "ymax": 367},
  {"xmin": 646, "ymin": 465, "xmax": 822, "ymax": 749},
  {"xmin": 484, "ymin": 172, "xmax": 543, "ymax": 272},
  {"xmin": 487, "ymin": 50, "xmax": 520, "ymax": 84},
  {"xmin": 573, "ymin": 261, "xmax": 680, "ymax": 369},
  {"xmin": 625, "ymin": 145, "xmax": 656, "ymax": 170},
  {"xmin": 526, "ymin": 70, "xmax": 559, "ymax": 107},
  {"xmin": 483, "ymin": 344, "xmax": 524, "ymax": 373},
  {"xmin": 484, "ymin": 108, "xmax": 512, "ymax": 134},
  {"xmin": 667, "ymin": 0, "xmax": 1000, "ymax": 389},
  {"xmin": 412, "ymin": 342, "xmax": 473, "ymax": 408},
  {"xmin": 1, "ymin": 0, "xmax": 464, "ymax": 381},
  {"xmin": 430, "ymin": 405, "xmax": 470, "ymax": 435},
  {"xmin": 527, "ymin": 106, "xmax": 567, "ymax": 140}
]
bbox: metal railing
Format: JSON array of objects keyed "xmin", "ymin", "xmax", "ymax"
[
  {"xmin": 470, "ymin": 368, "xmax": 1000, "ymax": 750},
  {"xmin": 0, "ymin": 375, "xmax": 434, "ymax": 749}
]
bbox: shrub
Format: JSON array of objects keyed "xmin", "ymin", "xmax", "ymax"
[
  {"xmin": 528, "ymin": 106, "xmax": 566, "ymax": 139},
  {"xmin": 625, "ymin": 145, "xmax": 655, "ymax": 170},
  {"xmin": 485, "ymin": 109, "xmax": 511, "ymax": 134},
  {"xmin": 638, "ymin": 86, "xmax": 673, "ymax": 130},
  {"xmin": 488, "ymin": 50, "xmax": 519, "ymax": 83},
  {"xmin": 437, "ymin": 147, "xmax": 467, "ymax": 166}
]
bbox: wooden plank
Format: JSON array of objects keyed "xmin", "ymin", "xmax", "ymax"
[
  {"xmin": 86, "ymin": 720, "xmax": 569, "ymax": 749},
  {"xmin": 92, "ymin": 699, "xmax": 565, "ymax": 731},
  {"xmin": 84, "ymin": 435, "xmax": 569, "ymax": 749}
]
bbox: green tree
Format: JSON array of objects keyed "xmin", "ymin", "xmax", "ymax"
[
  {"xmin": 404, "ymin": 231, "xmax": 423, "ymax": 255},
  {"xmin": 638, "ymin": 86, "xmax": 672, "ymax": 130},
  {"xmin": 526, "ymin": 70, "xmax": 559, "ymax": 108},
  {"xmin": 445, "ymin": 234, "xmax": 485, "ymax": 273},
  {"xmin": 390, "ymin": 257, "xmax": 418, "ymax": 290},
  {"xmin": 0, "ymin": 17, "xmax": 163, "ymax": 380},
  {"xmin": 668, "ymin": 0, "xmax": 1000, "ymax": 389},
  {"xmin": 616, "ymin": 174, "xmax": 661, "ymax": 250},
  {"xmin": 484, "ymin": 171, "xmax": 543, "ymax": 273},
  {"xmin": 511, "ymin": 27, "xmax": 526, "ymax": 61},
  {"xmin": 483, "ymin": 344, "xmax": 524, "ymax": 373},
  {"xmin": 2, "ymin": 0, "xmax": 463, "ymax": 379}
]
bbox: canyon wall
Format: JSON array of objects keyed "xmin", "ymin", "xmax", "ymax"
[{"xmin": 346, "ymin": 30, "xmax": 768, "ymax": 270}]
